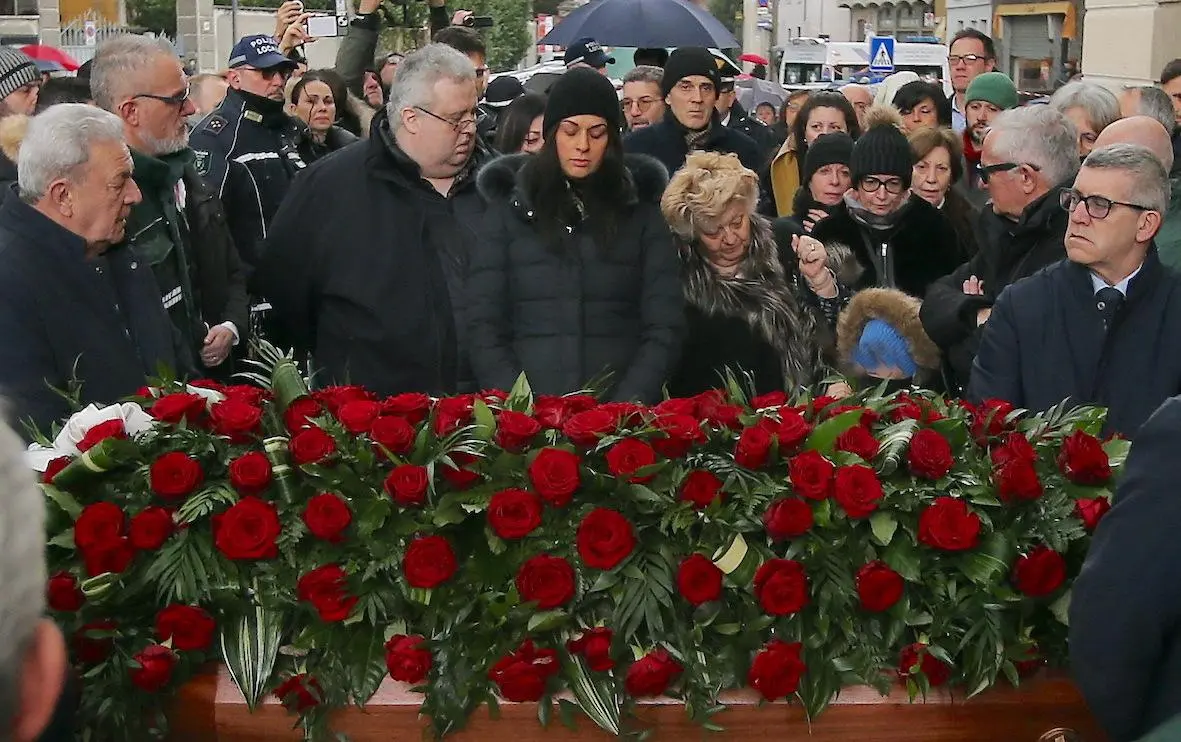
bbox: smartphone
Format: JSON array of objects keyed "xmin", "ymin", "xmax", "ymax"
[
  {"xmin": 306, "ymin": 14, "xmax": 340, "ymax": 37},
  {"xmin": 462, "ymin": 15, "xmax": 494, "ymax": 28}
]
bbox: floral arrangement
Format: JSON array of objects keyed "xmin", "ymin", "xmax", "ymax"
[{"xmin": 37, "ymin": 349, "xmax": 1128, "ymax": 741}]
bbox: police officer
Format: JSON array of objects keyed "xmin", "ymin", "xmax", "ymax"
[
  {"xmin": 713, "ymin": 58, "xmax": 776, "ymax": 158},
  {"xmin": 190, "ymin": 34, "xmax": 306, "ymax": 279}
]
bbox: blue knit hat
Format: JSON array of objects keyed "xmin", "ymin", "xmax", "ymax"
[{"xmin": 853, "ymin": 319, "xmax": 918, "ymax": 378}]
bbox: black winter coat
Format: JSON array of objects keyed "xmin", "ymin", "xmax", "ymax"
[
  {"xmin": 969, "ymin": 249, "xmax": 1181, "ymax": 437},
  {"xmin": 623, "ymin": 110, "xmax": 763, "ymax": 177},
  {"xmin": 257, "ymin": 115, "xmax": 492, "ymax": 397},
  {"xmin": 0, "ymin": 196, "xmax": 183, "ymax": 435},
  {"xmin": 809, "ymin": 195, "xmax": 965, "ymax": 299},
  {"xmin": 467, "ymin": 153, "xmax": 684, "ymax": 403},
  {"xmin": 724, "ymin": 101, "xmax": 777, "ymax": 164},
  {"xmin": 296, "ymin": 124, "xmax": 359, "ymax": 165},
  {"xmin": 921, "ymin": 186, "xmax": 1068, "ymax": 392},
  {"xmin": 1070, "ymin": 395, "xmax": 1181, "ymax": 742}
]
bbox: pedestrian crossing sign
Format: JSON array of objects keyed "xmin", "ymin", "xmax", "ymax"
[{"xmin": 869, "ymin": 36, "xmax": 895, "ymax": 73}]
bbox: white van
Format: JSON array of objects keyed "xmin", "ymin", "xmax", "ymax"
[{"xmin": 778, "ymin": 38, "xmax": 952, "ymax": 97}]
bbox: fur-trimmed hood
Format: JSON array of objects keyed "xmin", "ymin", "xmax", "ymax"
[
  {"xmin": 0, "ymin": 114, "xmax": 27, "ymax": 164},
  {"xmin": 345, "ymin": 92, "xmax": 375, "ymax": 139},
  {"xmin": 836, "ymin": 287, "xmax": 941, "ymax": 373},
  {"xmin": 477, "ymin": 151, "xmax": 669, "ymax": 209}
]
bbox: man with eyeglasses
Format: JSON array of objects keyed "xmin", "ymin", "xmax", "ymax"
[
  {"xmin": 947, "ymin": 29, "xmax": 996, "ymax": 134},
  {"xmin": 969, "ymin": 143, "xmax": 1181, "ymax": 438},
  {"xmin": 257, "ymin": 44, "xmax": 493, "ymax": 397},
  {"xmin": 92, "ymin": 35, "xmax": 248, "ymax": 378},
  {"xmin": 189, "ymin": 34, "xmax": 306, "ymax": 281},
  {"xmin": 621, "ymin": 65, "xmax": 665, "ymax": 131}
]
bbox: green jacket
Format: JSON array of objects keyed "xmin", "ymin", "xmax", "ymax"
[{"xmin": 1156, "ymin": 176, "xmax": 1181, "ymax": 271}]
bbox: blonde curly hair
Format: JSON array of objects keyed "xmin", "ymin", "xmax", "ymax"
[{"xmin": 660, "ymin": 151, "xmax": 759, "ymax": 241}]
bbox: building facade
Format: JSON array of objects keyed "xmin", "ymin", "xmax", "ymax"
[
  {"xmin": 837, "ymin": 0, "xmax": 938, "ymax": 42},
  {"xmin": 776, "ymin": 0, "xmax": 853, "ymax": 42},
  {"xmin": 992, "ymin": 0, "xmax": 1082, "ymax": 93}
]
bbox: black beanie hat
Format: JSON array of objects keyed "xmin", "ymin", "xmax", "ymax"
[
  {"xmin": 661, "ymin": 46, "xmax": 721, "ymax": 97},
  {"xmin": 850, "ymin": 123, "xmax": 914, "ymax": 188},
  {"xmin": 543, "ymin": 66, "xmax": 622, "ymax": 135},
  {"xmin": 803, "ymin": 132, "xmax": 854, "ymax": 184}
]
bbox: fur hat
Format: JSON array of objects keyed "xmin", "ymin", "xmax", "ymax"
[{"xmin": 836, "ymin": 288, "xmax": 941, "ymax": 377}]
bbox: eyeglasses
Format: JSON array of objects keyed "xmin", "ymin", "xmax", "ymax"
[
  {"xmin": 622, "ymin": 96, "xmax": 658, "ymax": 112},
  {"xmin": 244, "ymin": 66, "xmax": 291, "ymax": 81},
  {"xmin": 976, "ymin": 161, "xmax": 1041, "ymax": 183},
  {"xmin": 1059, "ymin": 188, "xmax": 1154, "ymax": 219},
  {"xmin": 949, "ymin": 54, "xmax": 992, "ymax": 65},
  {"xmin": 860, "ymin": 176, "xmax": 906, "ymax": 194},
  {"xmin": 414, "ymin": 105, "xmax": 478, "ymax": 132},
  {"xmin": 131, "ymin": 85, "xmax": 191, "ymax": 107}
]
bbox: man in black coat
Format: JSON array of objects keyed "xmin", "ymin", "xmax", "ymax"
[
  {"xmin": 921, "ymin": 106, "xmax": 1079, "ymax": 392},
  {"xmin": 969, "ymin": 143, "xmax": 1181, "ymax": 437},
  {"xmin": 624, "ymin": 47, "xmax": 762, "ymax": 177},
  {"xmin": 715, "ymin": 78, "xmax": 776, "ymax": 161},
  {"xmin": 257, "ymin": 44, "xmax": 491, "ymax": 397},
  {"xmin": 0, "ymin": 105, "xmax": 184, "ymax": 435}
]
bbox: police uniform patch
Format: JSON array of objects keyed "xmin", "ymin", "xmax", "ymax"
[
  {"xmin": 201, "ymin": 114, "xmax": 227, "ymax": 134},
  {"xmin": 244, "ymin": 110, "xmax": 263, "ymax": 123},
  {"xmin": 194, "ymin": 150, "xmax": 211, "ymax": 175}
]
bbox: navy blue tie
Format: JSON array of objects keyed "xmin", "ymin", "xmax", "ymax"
[{"xmin": 1095, "ymin": 286, "xmax": 1124, "ymax": 330}]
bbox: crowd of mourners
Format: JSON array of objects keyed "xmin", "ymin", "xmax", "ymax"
[{"xmin": 5, "ymin": 6, "xmax": 1181, "ymax": 741}]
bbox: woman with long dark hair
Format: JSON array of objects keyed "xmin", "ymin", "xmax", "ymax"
[
  {"xmin": 761, "ymin": 91, "xmax": 860, "ymax": 217},
  {"xmin": 494, "ymin": 92, "xmax": 546, "ymax": 154},
  {"xmin": 287, "ymin": 69, "xmax": 358, "ymax": 163},
  {"xmin": 468, "ymin": 68, "xmax": 683, "ymax": 402}
]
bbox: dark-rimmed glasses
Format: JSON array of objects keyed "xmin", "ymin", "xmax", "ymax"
[
  {"xmin": 861, "ymin": 176, "xmax": 906, "ymax": 194},
  {"xmin": 413, "ymin": 105, "xmax": 478, "ymax": 132},
  {"xmin": 622, "ymin": 96, "xmax": 658, "ymax": 112},
  {"xmin": 131, "ymin": 85, "xmax": 190, "ymax": 107},
  {"xmin": 977, "ymin": 161, "xmax": 1041, "ymax": 183},
  {"xmin": 1059, "ymin": 189, "xmax": 1154, "ymax": 219}
]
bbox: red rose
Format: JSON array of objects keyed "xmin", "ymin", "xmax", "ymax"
[
  {"xmin": 283, "ymin": 397, "xmax": 324, "ymax": 432},
  {"xmin": 735, "ymin": 425, "xmax": 774, "ymax": 469},
  {"xmin": 77, "ymin": 419, "xmax": 127, "ymax": 452},
  {"xmin": 698, "ymin": 397, "xmax": 742, "ymax": 430},
  {"xmin": 515, "ymin": 554, "xmax": 576, "ymax": 609},
  {"xmin": 73, "ymin": 620, "xmax": 116, "ymax": 664},
  {"xmin": 210, "ymin": 398, "xmax": 262, "ymax": 441},
  {"xmin": 42, "ymin": 456, "xmax": 71, "ymax": 484},
  {"xmin": 385, "ymin": 635, "xmax": 431, "ymax": 684},
  {"xmin": 766, "ymin": 409, "xmax": 812, "ymax": 452},
  {"xmin": 150, "ymin": 392, "xmax": 207, "ymax": 424},
  {"xmin": 990, "ymin": 432, "xmax": 1037, "ymax": 469},
  {"xmin": 747, "ymin": 640, "xmax": 806, "ymax": 701},
  {"xmin": 433, "ymin": 395, "xmax": 474, "ymax": 436},
  {"xmin": 533, "ymin": 396, "xmax": 568, "ymax": 429},
  {"xmin": 154, "ymin": 604, "xmax": 215, "ymax": 651},
  {"xmin": 1013, "ymin": 645, "xmax": 1045, "ymax": 678},
  {"xmin": 605, "ymin": 438, "xmax": 658, "ymax": 483},
  {"xmin": 487, "ymin": 488, "xmax": 543, "ymax": 540},
  {"xmin": 222, "ymin": 385, "xmax": 270, "ymax": 406},
  {"xmin": 488, "ymin": 640, "xmax": 560, "ymax": 702},
  {"xmin": 494, "ymin": 410, "xmax": 542, "ymax": 451},
  {"xmin": 856, "ymin": 561, "xmax": 904, "ymax": 612},
  {"xmin": 297, "ymin": 564, "xmax": 358, "ymax": 622},
  {"xmin": 908, "ymin": 428, "xmax": 954, "ymax": 480},
  {"xmin": 1011, "ymin": 546, "xmax": 1067, "ymax": 597},
  {"xmin": 1075, "ymin": 497, "xmax": 1111, "ymax": 531},
  {"xmin": 382, "ymin": 392, "xmax": 432, "ymax": 425},
  {"xmin": 1057, "ymin": 431, "xmax": 1111, "ymax": 485},
  {"xmin": 213, "ymin": 497, "xmax": 281, "ymax": 560},
  {"xmin": 752, "ymin": 391, "xmax": 789, "ymax": 410},
  {"xmin": 150, "ymin": 452, "xmax": 204, "ymax": 500},
  {"xmin": 891, "ymin": 394, "xmax": 943, "ymax": 424},
  {"xmin": 567, "ymin": 628, "xmax": 615, "ymax": 671},
  {"xmin": 679, "ymin": 470, "xmax": 724, "ymax": 509},
  {"xmin": 228, "ymin": 451, "xmax": 272, "ymax": 496},
  {"xmin": 314, "ymin": 385, "xmax": 373, "ymax": 414},
  {"xmin": 836, "ymin": 425, "xmax": 880, "ymax": 461},
  {"xmin": 129, "ymin": 506, "xmax": 174, "ymax": 550},
  {"xmin": 624, "ymin": 648, "xmax": 682, "ymax": 697},
  {"xmin": 403, "ymin": 535, "xmax": 457, "ymax": 588},
  {"xmin": 654, "ymin": 398, "xmax": 698, "ymax": 417},
  {"xmin": 897, "ymin": 643, "xmax": 951, "ymax": 687},
  {"xmin": 274, "ymin": 674, "xmax": 323, "ymax": 712},
  {"xmin": 563, "ymin": 408, "xmax": 619, "ymax": 447},
  {"xmin": 336, "ymin": 400, "xmax": 381, "ymax": 434},
  {"xmin": 528, "ymin": 448, "xmax": 581, "ymax": 507},
  {"xmin": 652, "ymin": 413, "xmax": 705, "ymax": 458},
  {"xmin": 302, "ymin": 493, "xmax": 352, "ymax": 542},
  {"xmin": 753, "ymin": 558, "xmax": 809, "ymax": 615},
  {"xmin": 995, "ymin": 458, "xmax": 1043, "ymax": 502},
  {"xmin": 369, "ymin": 415, "xmax": 416, "ymax": 459},
  {"xmin": 47, "ymin": 572, "xmax": 84, "ymax": 612},
  {"xmin": 289, "ymin": 427, "xmax": 336, "ymax": 466},
  {"xmin": 833, "ymin": 465, "xmax": 884, "ymax": 519},
  {"xmin": 789, "ymin": 450, "xmax": 835, "ymax": 500},
  {"xmin": 598, "ymin": 402, "xmax": 645, "ymax": 428},
  {"xmin": 763, "ymin": 498, "xmax": 814, "ymax": 540},
  {"xmin": 74, "ymin": 502, "xmax": 125, "ymax": 552},
  {"xmin": 82, "ymin": 539, "xmax": 135, "ymax": 576},
  {"xmin": 969, "ymin": 398, "xmax": 1016, "ymax": 442},
  {"xmin": 918, "ymin": 497, "xmax": 981, "ymax": 552},
  {"xmin": 576, "ymin": 508, "xmax": 636, "ymax": 570},
  {"xmin": 384, "ymin": 465, "xmax": 430, "ymax": 507},
  {"xmin": 130, "ymin": 645, "xmax": 176, "ymax": 692},
  {"xmin": 676, "ymin": 553, "xmax": 723, "ymax": 606},
  {"xmin": 440, "ymin": 452, "xmax": 482, "ymax": 489}
]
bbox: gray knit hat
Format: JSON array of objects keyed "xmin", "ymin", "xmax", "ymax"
[{"xmin": 0, "ymin": 48, "xmax": 38, "ymax": 102}]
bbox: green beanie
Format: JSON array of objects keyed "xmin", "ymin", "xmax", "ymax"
[{"xmin": 965, "ymin": 72, "xmax": 1019, "ymax": 110}]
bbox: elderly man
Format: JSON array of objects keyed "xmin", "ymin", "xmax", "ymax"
[
  {"xmin": 92, "ymin": 36, "xmax": 249, "ymax": 378},
  {"xmin": 622, "ymin": 65, "xmax": 665, "ymax": 131},
  {"xmin": 970, "ymin": 144, "xmax": 1181, "ymax": 437},
  {"xmin": 959, "ymin": 71, "xmax": 1018, "ymax": 207},
  {"xmin": 624, "ymin": 46, "xmax": 761, "ymax": 176},
  {"xmin": 1119, "ymin": 86, "xmax": 1177, "ymax": 148},
  {"xmin": 948, "ymin": 29, "xmax": 997, "ymax": 133},
  {"xmin": 840, "ymin": 83, "xmax": 872, "ymax": 130},
  {"xmin": 0, "ymin": 105, "xmax": 184, "ymax": 433},
  {"xmin": 1162, "ymin": 59, "xmax": 1181, "ymax": 166},
  {"xmin": 189, "ymin": 35, "xmax": 305, "ymax": 278},
  {"xmin": 921, "ymin": 106, "xmax": 1078, "ymax": 392},
  {"xmin": 257, "ymin": 44, "xmax": 491, "ymax": 396}
]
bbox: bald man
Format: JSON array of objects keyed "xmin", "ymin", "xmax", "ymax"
[
  {"xmin": 1095, "ymin": 116, "xmax": 1181, "ymax": 269},
  {"xmin": 840, "ymin": 84, "xmax": 872, "ymax": 130}
]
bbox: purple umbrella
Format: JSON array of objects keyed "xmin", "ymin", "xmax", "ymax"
[{"xmin": 538, "ymin": 0, "xmax": 739, "ymax": 49}]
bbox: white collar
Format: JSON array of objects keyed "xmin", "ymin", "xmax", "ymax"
[
  {"xmin": 1090, "ymin": 263, "xmax": 1144, "ymax": 297},
  {"xmin": 720, "ymin": 113, "xmax": 731, "ymax": 127}
]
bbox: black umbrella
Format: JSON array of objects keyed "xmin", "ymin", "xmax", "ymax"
[{"xmin": 538, "ymin": 0, "xmax": 739, "ymax": 49}]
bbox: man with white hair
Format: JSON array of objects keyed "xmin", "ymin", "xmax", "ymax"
[
  {"xmin": 0, "ymin": 104, "xmax": 183, "ymax": 433},
  {"xmin": 92, "ymin": 36, "xmax": 249, "ymax": 378},
  {"xmin": 1119, "ymin": 86, "xmax": 1178, "ymax": 153},
  {"xmin": 970, "ymin": 143, "xmax": 1181, "ymax": 437},
  {"xmin": 921, "ymin": 106, "xmax": 1078, "ymax": 392},
  {"xmin": 257, "ymin": 43, "xmax": 492, "ymax": 396}
]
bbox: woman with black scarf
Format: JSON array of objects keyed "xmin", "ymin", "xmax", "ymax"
[
  {"xmin": 468, "ymin": 68, "xmax": 684, "ymax": 403},
  {"xmin": 788, "ymin": 131, "xmax": 854, "ymax": 233}
]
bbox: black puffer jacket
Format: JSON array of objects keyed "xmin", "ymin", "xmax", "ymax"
[{"xmin": 467, "ymin": 153, "xmax": 684, "ymax": 402}]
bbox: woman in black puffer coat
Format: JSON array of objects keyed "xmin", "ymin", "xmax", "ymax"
[{"xmin": 466, "ymin": 68, "xmax": 684, "ymax": 403}]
